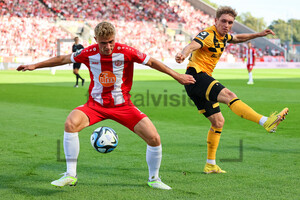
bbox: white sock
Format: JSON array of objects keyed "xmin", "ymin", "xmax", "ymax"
[
  {"xmin": 207, "ymin": 159, "xmax": 216, "ymax": 165},
  {"xmin": 249, "ymin": 72, "xmax": 253, "ymax": 82},
  {"xmin": 259, "ymin": 116, "xmax": 268, "ymax": 126},
  {"xmin": 64, "ymin": 131, "xmax": 79, "ymax": 177},
  {"xmin": 146, "ymin": 144, "xmax": 162, "ymax": 181}
]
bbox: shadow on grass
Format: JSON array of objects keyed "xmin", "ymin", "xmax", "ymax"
[{"xmin": 0, "ymin": 174, "xmax": 65, "ymax": 197}]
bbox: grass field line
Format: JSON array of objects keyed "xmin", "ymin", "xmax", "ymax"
[{"xmin": 1, "ymin": 69, "xmax": 300, "ymax": 84}]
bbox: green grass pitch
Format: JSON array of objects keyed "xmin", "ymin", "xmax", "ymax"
[{"xmin": 0, "ymin": 68, "xmax": 300, "ymax": 199}]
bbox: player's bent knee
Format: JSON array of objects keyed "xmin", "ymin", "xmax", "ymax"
[
  {"xmin": 218, "ymin": 88, "xmax": 237, "ymax": 104},
  {"xmin": 64, "ymin": 119, "xmax": 77, "ymax": 132},
  {"xmin": 225, "ymin": 89, "xmax": 237, "ymax": 99},
  {"xmin": 65, "ymin": 117, "xmax": 84, "ymax": 132},
  {"xmin": 210, "ymin": 116, "xmax": 225, "ymax": 128},
  {"xmin": 147, "ymin": 134, "xmax": 161, "ymax": 146}
]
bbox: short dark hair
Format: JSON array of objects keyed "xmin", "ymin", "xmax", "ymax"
[
  {"xmin": 216, "ymin": 6, "xmax": 237, "ymax": 19},
  {"xmin": 74, "ymin": 37, "xmax": 79, "ymax": 41}
]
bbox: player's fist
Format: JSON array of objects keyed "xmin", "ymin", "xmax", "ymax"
[
  {"xmin": 260, "ymin": 29, "xmax": 275, "ymax": 36},
  {"xmin": 176, "ymin": 74, "xmax": 196, "ymax": 85},
  {"xmin": 16, "ymin": 64, "xmax": 36, "ymax": 71},
  {"xmin": 175, "ymin": 53, "xmax": 186, "ymax": 63}
]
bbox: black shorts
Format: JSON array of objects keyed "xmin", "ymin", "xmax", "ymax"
[
  {"xmin": 184, "ymin": 67, "xmax": 225, "ymax": 118},
  {"xmin": 73, "ymin": 63, "xmax": 81, "ymax": 69}
]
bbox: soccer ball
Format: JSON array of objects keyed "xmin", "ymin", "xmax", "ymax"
[{"xmin": 90, "ymin": 127, "xmax": 118, "ymax": 153}]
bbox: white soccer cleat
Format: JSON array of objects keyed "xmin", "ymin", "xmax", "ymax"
[
  {"xmin": 51, "ymin": 172, "xmax": 78, "ymax": 187},
  {"xmin": 247, "ymin": 81, "xmax": 254, "ymax": 85},
  {"xmin": 147, "ymin": 178, "xmax": 172, "ymax": 190}
]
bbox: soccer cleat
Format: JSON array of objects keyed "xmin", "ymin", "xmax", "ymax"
[
  {"xmin": 263, "ymin": 107, "xmax": 289, "ymax": 133},
  {"xmin": 74, "ymin": 84, "xmax": 79, "ymax": 88},
  {"xmin": 204, "ymin": 163, "xmax": 226, "ymax": 174},
  {"xmin": 147, "ymin": 178, "xmax": 172, "ymax": 190},
  {"xmin": 247, "ymin": 81, "xmax": 254, "ymax": 85},
  {"xmin": 51, "ymin": 172, "xmax": 78, "ymax": 187}
]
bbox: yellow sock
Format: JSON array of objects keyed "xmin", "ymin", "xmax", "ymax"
[
  {"xmin": 207, "ymin": 126, "xmax": 222, "ymax": 160},
  {"xmin": 228, "ymin": 98, "xmax": 263, "ymax": 124}
]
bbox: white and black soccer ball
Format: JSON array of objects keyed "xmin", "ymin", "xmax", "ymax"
[{"xmin": 90, "ymin": 127, "xmax": 118, "ymax": 153}]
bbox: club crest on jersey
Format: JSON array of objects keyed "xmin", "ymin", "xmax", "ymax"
[
  {"xmin": 74, "ymin": 49, "xmax": 83, "ymax": 57},
  {"xmin": 114, "ymin": 60, "xmax": 123, "ymax": 67},
  {"xmin": 137, "ymin": 51, "xmax": 144, "ymax": 59},
  {"xmin": 99, "ymin": 71, "xmax": 116, "ymax": 87},
  {"xmin": 197, "ymin": 31, "xmax": 209, "ymax": 40}
]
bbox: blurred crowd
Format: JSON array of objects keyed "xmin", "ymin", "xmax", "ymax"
[
  {"xmin": 41, "ymin": 0, "xmax": 185, "ymax": 23},
  {"xmin": 0, "ymin": 16, "xmax": 72, "ymax": 57},
  {"xmin": 1, "ymin": 0, "xmax": 55, "ymax": 18},
  {"xmin": 172, "ymin": 0, "xmax": 215, "ymax": 36},
  {"xmin": 87, "ymin": 20, "xmax": 184, "ymax": 59},
  {"xmin": 0, "ymin": 0, "xmax": 283, "ymax": 61}
]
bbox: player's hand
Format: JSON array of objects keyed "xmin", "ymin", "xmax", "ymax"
[
  {"xmin": 16, "ymin": 64, "xmax": 37, "ymax": 71},
  {"xmin": 176, "ymin": 74, "xmax": 196, "ymax": 85},
  {"xmin": 260, "ymin": 29, "xmax": 275, "ymax": 36},
  {"xmin": 175, "ymin": 53, "xmax": 186, "ymax": 63}
]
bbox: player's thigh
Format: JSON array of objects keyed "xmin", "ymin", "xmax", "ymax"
[
  {"xmin": 185, "ymin": 68, "xmax": 225, "ymax": 103},
  {"xmin": 65, "ymin": 109, "xmax": 89, "ymax": 132},
  {"xmin": 133, "ymin": 117, "xmax": 161, "ymax": 146}
]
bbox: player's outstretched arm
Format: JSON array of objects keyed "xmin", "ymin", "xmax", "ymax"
[
  {"xmin": 145, "ymin": 57, "xmax": 195, "ymax": 85},
  {"xmin": 175, "ymin": 40, "xmax": 202, "ymax": 63},
  {"xmin": 230, "ymin": 29, "xmax": 275, "ymax": 44},
  {"xmin": 16, "ymin": 54, "xmax": 73, "ymax": 71}
]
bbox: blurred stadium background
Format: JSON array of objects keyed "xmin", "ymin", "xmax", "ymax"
[{"xmin": 1, "ymin": 0, "xmax": 300, "ymax": 70}]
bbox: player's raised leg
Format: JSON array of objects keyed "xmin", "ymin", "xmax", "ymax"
[
  {"xmin": 217, "ymin": 88, "xmax": 288, "ymax": 133},
  {"xmin": 204, "ymin": 112, "xmax": 226, "ymax": 174},
  {"xmin": 134, "ymin": 117, "xmax": 171, "ymax": 190},
  {"xmin": 51, "ymin": 109, "xmax": 89, "ymax": 187}
]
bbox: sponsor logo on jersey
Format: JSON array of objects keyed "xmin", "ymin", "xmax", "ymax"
[
  {"xmin": 74, "ymin": 49, "xmax": 83, "ymax": 57},
  {"xmin": 99, "ymin": 71, "xmax": 116, "ymax": 87},
  {"xmin": 114, "ymin": 60, "xmax": 123, "ymax": 67},
  {"xmin": 196, "ymin": 31, "xmax": 209, "ymax": 40},
  {"xmin": 92, "ymin": 62, "xmax": 99, "ymax": 65}
]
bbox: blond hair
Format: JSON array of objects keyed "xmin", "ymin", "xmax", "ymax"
[
  {"xmin": 216, "ymin": 6, "xmax": 237, "ymax": 19},
  {"xmin": 94, "ymin": 21, "xmax": 116, "ymax": 39}
]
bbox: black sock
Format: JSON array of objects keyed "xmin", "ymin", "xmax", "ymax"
[
  {"xmin": 76, "ymin": 74, "xmax": 79, "ymax": 85},
  {"xmin": 77, "ymin": 74, "xmax": 83, "ymax": 81}
]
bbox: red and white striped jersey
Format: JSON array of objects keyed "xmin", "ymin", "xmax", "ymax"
[
  {"xmin": 71, "ymin": 43, "xmax": 150, "ymax": 107},
  {"xmin": 246, "ymin": 48, "xmax": 256, "ymax": 65}
]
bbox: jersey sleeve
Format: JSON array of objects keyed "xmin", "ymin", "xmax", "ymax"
[
  {"xmin": 193, "ymin": 31, "xmax": 210, "ymax": 48},
  {"xmin": 227, "ymin": 34, "xmax": 233, "ymax": 42},
  {"xmin": 130, "ymin": 47, "xmax": 150, "ymax": 64},
  {"xmin": 71, "ymin": 48, "xmax": 87, "ymax": 63}
]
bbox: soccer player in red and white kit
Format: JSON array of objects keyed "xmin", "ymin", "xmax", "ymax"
[
  {"xmin": 245, "ymin": 41, "xmax": 256, "ymax": 84},
  {"xmin": 17, "ymin": 22, "xmax": 195, "ymax": 190}
]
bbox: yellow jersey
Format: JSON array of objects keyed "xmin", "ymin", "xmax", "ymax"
[{"xmin": 187, "ymin": 25, "xmax": 233, "ymax": 76}]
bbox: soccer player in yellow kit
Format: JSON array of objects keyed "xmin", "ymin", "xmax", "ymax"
[{"xmin": 175, "ymin": 6, "xmax": 289, "ymax": 173}]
